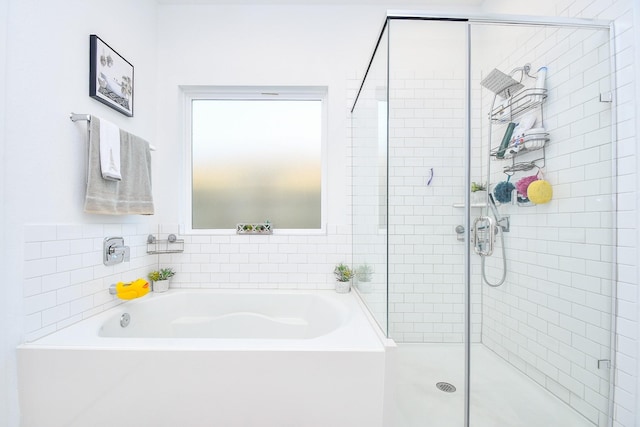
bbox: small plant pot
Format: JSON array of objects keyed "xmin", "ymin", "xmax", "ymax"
[
  {"xmin": 335, "ymin": 281, "xmax": 351, "ymax": 294},
  {"xmin": 471, "ymin": 190, "xmax": 487, "ymax": 204},
  {"xmin": 153, "ymin": 280, "xmax": 170, "ymax": 293},
  {"xmin": 356, "ymin": 281, "xmax": 373, "ymax": 293}
]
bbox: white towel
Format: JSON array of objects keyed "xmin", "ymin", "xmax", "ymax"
[
  {"xmin": 98, "ymin": 118, "xmax": 122, "ymax": 181},
  {"xmin": 84, "ymin": 117, "xmax": 155, "ymax": 215}
]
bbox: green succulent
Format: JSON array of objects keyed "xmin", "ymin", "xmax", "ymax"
[
  {"xmin": 471, "ymin": 182, "xmax": 486, "ymax": 192},
  {"xmin": 334, "ymin": 263, "xmax": 353, "ymax": 282},
  {"xmin": 148, "ymin": 268, "xmax": 176, "ymax": 281}
]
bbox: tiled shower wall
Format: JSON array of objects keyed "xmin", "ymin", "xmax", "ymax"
[
  {"xmin": 386, "ymin": 73, "xmax": 481, "ymax": 343},
  {"xmin": 479, "ymin": 26, "xmax": 615, "ymax": 426},
  {"xmin": 349, "ymin": 70, "xmax": 484, "ymax": 343}
]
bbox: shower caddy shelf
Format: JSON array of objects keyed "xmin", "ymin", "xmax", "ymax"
[
  {"xmin": 453, "ymin": 82, "xmax": 548, "ymax": 208},
  {"xmin": 489, "ymin": 87, "xmax": 546, "ymax": 122},
  {"xmin": 490, "ymin": 86, "xmax": 548, "ymax": 175},
  {"xmin": 146, "ymin": 234, "xmax": 184, "ymax": 254}
]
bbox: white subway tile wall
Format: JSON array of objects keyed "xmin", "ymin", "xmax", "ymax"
[
  {"xmin": 386, "ymin": 72, "xmax": 480, "ymax": 343},
  {"xmin": 23, "ymin": 222, "xmax": 352, "ymax": 342},
  {"xmin": 23, "ymin": 223, "xmax": 157, "ymax": 342},
  {"xmin": 156, "ymin": 224, "xmax": 352, "ymax": 290},
  {"xmin": 478, "ymin": 25, "xmax": 616, "ymax": 426}
]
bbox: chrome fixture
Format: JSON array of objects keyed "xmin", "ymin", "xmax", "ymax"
[
  {"xmin": 473, "ymin": 216, "xmax": 496, "ymax": 256},
  {"xmin": 103, "ymin": 237, "xmax": 130, "ymax": 266},
  {"xmin": 479, "ymin": 194, "xmax": 508, "ymax": 287},
  {"xmin": 120, "ymin": 313, "xmax": 131, "ymax": 328}
]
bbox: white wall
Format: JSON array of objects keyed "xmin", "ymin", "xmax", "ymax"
[
  {"xmin": 2, "ymin": 0, "xmax": 158, "ymax": 425},
  {"xmin": 154, "ymin": 5, "xmax": 395, "ymax": 289},
  {"xmin": 0, "ymin": 0, "xmax": 11, "ymax": 425},
  {"xmin": 155, "ymin": 4, "xmax": 387, "ymax": 227}
]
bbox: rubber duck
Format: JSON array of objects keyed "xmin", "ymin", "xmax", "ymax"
[{"xmin": 115, "ymin": 278, "xmax": 150, "ymax": 300}]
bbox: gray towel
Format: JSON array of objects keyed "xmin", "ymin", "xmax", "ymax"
[{"xmin": 84, "ymin": 117, "xmax": 155, "ymax": 215}]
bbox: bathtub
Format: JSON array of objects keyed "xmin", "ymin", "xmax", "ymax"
[{"xmin": 18, "ymin": 289, "xmax": 387, "ymax": 427}]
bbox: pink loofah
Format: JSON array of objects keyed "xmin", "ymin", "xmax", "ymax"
[{"xmin": 515, "ymin": 175, "xmax": 539, "ymax": 198}]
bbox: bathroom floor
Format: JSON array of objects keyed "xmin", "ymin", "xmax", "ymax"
[{"xmin": 392, "ymin": 344, "xmax": 594, "ymax": 427}]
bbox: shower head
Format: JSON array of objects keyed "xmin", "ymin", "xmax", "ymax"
[{"xmin": 480, "ymin": 69, "xmax": 524, "ymax": 98}]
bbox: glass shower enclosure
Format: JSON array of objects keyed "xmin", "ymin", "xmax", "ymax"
[{"xmin": 351, "ymin": 13, "xmax": 616, "ymax": 427}]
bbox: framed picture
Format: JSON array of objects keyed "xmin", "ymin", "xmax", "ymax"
[{"xmin": 89, "ymin": 35, "xmax": 134, "ymax": 117}]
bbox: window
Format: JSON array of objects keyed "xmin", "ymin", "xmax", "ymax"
[{"xmin": 183, "ymin": 87, "xmax": 326, "ymax": 232}]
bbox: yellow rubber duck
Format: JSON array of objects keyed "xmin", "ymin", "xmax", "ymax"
[{"xmin": 115, "ymin": 278, "xmax": 150, "ymax": 300}]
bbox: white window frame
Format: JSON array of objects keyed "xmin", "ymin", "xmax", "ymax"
[{"xmin": 180, "ymin": 86, "xmax": 328, "ymax": 235}]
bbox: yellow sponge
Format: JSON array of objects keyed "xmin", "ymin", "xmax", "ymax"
[
  {"xmin": 527, "ymin": 180, "xmax": 553, "ymax": 204},
  {"xmin": 115, "ymin": 278, "xmax": 150, "ymax": 300}
]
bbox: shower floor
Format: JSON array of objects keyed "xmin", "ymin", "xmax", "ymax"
[{"xmin": 392, "ymin": 344, "xmax": 594, "ymax": 427}]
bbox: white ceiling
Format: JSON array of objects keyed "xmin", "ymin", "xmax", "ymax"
[{"xmin": 157, "ymin": 0, "xmax": 484, "ymax": 6}]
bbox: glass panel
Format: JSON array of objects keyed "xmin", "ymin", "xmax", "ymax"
[
  {"xmin": 351, "ymin": 24, "xmax": 389, "ymax": 334},
  {"xmin": 192, "ymin": 99, "xmax": 322, "ymax": 229},
  {"xmin": 470, "ymin": 23, "xmax": 614, "ymax": 427},
  {"xmin": 352, "ymin": 16, "xmax": 615, "ymax": 427},
  {"xmin": 386, "ymin": 18, "xmax": 468, "ymax": 426}
]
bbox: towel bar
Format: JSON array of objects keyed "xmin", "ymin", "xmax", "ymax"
[{"xmin": 70, "ymin": 113, "xmax": 157, "ymax": 151}]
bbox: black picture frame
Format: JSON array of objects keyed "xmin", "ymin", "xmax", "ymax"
[{"xmin": 89, "ymin": 35, "xmax": 134, "ymax": 117}]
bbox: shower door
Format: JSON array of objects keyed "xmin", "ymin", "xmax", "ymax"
[{"xmin": 469, "ymin": 21, "xmax": 616, "ymax": 427}]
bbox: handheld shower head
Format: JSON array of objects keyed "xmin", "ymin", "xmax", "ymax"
[
  {"xmin": 488, "ymin": 193, "xmax": 501, "ymax": 220},
  {"xmin": 487, "ymin": 193, "xmax": 510, "ymax": 232}
]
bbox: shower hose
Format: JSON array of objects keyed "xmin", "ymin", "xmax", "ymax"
[{"xmin": 481, "ymin": 228, "xmax": 507, "ymax": 287}]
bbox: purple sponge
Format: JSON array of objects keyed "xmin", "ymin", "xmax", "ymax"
[{"xmin": 515, "ymin": 175, "xmax": 539, "ymax": 198}]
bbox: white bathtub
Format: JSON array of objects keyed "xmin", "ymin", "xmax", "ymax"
[{"xmin": 18, "ymin": 289, "xmax": 387, "ymax": 427}]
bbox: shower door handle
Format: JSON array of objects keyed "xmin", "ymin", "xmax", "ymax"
[{"xmin": 473, "ymin": 216, "xmax": 495, "ymax": 256}]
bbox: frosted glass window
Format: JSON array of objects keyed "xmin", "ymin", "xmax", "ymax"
[{"xmin": 191, "ymin": 98, "xmax": 322, "ymax": 230}]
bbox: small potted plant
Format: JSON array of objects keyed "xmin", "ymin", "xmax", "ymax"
[
  {"xmin": 356, "ymin": 264, "xmax": 373, "ymax": 283},
  {"xmin": 355, "ymin": 264, "xmax": 373, "ymax": 293},
  {"xmin": 148, "ymin": 267, "xmax": 175, "ymax": 293},
  {"xmin": 333, "ymin": 263, "xmax": 353, "ymax": 294}
]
